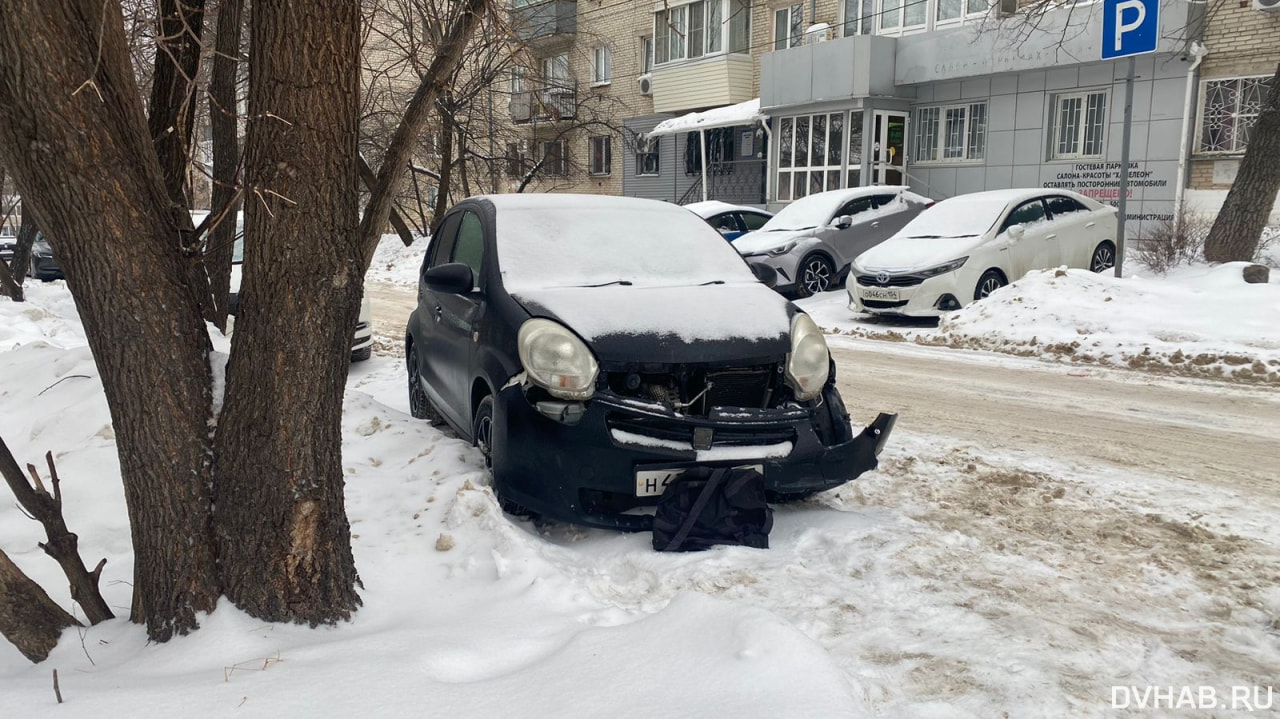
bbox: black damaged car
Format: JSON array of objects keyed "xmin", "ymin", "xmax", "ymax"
[{"xmin": 406, "ymin": 194, "xmax": 895, "ymax": 530}]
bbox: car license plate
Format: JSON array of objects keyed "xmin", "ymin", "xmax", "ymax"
[
  {"xmin": 861, "ymin": 287, "xmax": 900, "ymax": 301},
  {"xmin": 635, "ymin": 464, "xmax": 764, "ymax": 497}
]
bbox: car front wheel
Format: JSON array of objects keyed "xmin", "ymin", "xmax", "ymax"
[
  {"xmin": 974, "ymin": 270, "xmax": 1006, "ymax": 301},
  {"xmin": 473, "ymin": 395, "xmax": 534, "ymax": 518},
  {"xmin": 1090, "ymin": 241, "xmax": 1116, "ymax": 273},
  {"xmin": 407, "ymin": 346, "xmax": 435, "ymax": 421},
  {"xmin": 796, "ymin": 254, "xmax": 835, "ymax": 298}
]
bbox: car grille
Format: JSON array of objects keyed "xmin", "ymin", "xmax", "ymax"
[
  {"xmin": 863, "ymin": 299, "xmax": 909, "ymax": 309},
  {"xmin": 607, "ymin": 414, "xmax": 796, "ymax": 448},
  {"xmin": 603, "ymin": 364, "xmax": 777, "ymax": 417},
  {"xmin": 856, "ymin": 273, "xmax": 925, "ymax": 288}
]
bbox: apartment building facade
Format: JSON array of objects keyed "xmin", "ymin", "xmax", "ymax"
[{"xmin": 504, "ymin": 0, "xmax": 1277, "ymax": 237}]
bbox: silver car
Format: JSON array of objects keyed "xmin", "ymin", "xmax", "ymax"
[{"xmin": 733, "ymin": 186, "xmax": 933, "ymax": 297}]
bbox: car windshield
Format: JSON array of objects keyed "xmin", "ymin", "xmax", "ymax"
[
  {"xmin": 494, "ymin": 198, "xmax": 757, "ymax": 291},
  {"xmin": 893, "ymin": 194, "xmax": 1012, "ymax": 239}
]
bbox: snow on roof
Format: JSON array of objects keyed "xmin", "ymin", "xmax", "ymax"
[
  {"xmin": 648, "ymin": 98, "xmax": 766, "ymax": 137},
  {"xmin": 682, "ymin": 200, "xmax": 769, "ymax": 219}
]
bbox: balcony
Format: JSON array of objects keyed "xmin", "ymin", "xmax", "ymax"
[
  {"xmin": 511, "ymin": 0, "xmax": 576, "ymax": 45},
  {"xmin": 650, "ymin": 54, "xmax": 754, "ymax": 115},
  {"xmin": 759, "ymin": 35, "xmax": 902, "ymax": 112},
  {"xmin": 510, "ymin": 82, "xmax": 578, "ymax": 123}
]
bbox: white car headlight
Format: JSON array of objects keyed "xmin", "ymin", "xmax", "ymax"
[
  {"xmin": 518, "ymin": 319, "xmax": 598, "ymax": 400},
  {"xmin": 767, "ymin": 241, "xmax": 797, "ymax": 257},
  {"xmin": 786, "ymin": 313, "xmax": 830, "ymax": 402},
  {"xmin": 917, "ymin": 256, "xmax": 968, "ymax": 278}
]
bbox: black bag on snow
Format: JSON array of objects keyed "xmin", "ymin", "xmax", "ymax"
[{"xmin": 651, "ymin": 466, "xmax": 773, "ymax": 552}]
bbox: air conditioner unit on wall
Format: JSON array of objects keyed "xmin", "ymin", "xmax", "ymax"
[
  {"xmin": 1254, "ymin": 0, "xmax": 1280, "ymax": 12},
  {"xmin": 997, "ymin": 0, "xmax": 1017, "ymax": 16},
  {"xmin": 638, "ymin": 74, "xmax": 653, "ymax": 96}
]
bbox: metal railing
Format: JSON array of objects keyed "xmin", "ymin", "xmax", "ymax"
[
  {"xmin": 679, "ymin": 159, "xmax": 767, "ymax": 206},
  {"xmin": 509, "ymin": 82, "xmax": 578, "ymax": 123}
]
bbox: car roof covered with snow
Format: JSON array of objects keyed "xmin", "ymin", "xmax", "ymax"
[{"xmin": 682, "ymin": 201, "xmax": 770, "ymax": 219}]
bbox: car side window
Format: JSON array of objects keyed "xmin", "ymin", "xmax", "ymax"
[
  {"xmin": 425, "ymin": 213, "xmax": 461, "ymax": 272},
  {"xmin": 1046, "ymin": 196, "xmax": 1088, "ymax": 218},
  {"xmin": 740, "ymin": 212, "xmax": 769, "ymax": 231},
  {"xmin": 711, "ymin": 213, "xmax": 741, "ymax": 235},
  {"xmin": 837, "ymin": 198, "xmax": 874, "ymax": 217},
  {"xmin": 451, "ymin": 211, "xmax": 485, "ymax": 288},
  {"xmin": 1001, "ymin": 199, "xmax": 1048, "ymax": 233},
  {"xmin": 870, "ymin": 194, "xmax": 899, "ymax": 209}
]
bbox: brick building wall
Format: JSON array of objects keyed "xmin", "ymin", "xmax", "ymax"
[{"xmin": 1188, "ymin": 2, "xmax": 1280, "ymax": 192}]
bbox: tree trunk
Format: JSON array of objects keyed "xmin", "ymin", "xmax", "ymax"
[
  {"xmin": 431, "ymin": 109, "xmax": 455, "ymax": 235},
  {"xmin": 206, "ymin": 0, "xmax": 245, "ymax": 332},
  {"xmin": 149, "ymin": 0, "xmax": 206, "ymax": 208},
  {"xmin": 0, "ymin": 0, "xmax": 221, "ymax": 641},
  {"xmin": 0, "ymin": 550, "xmax": 80, "ymax": 663},
  {"xmin": 10, "ymin": 211, "xmax": 38, "ymax": 289},
  {"xmin": 1204, "ymin": 64, "xmax": 1280, "ymax": 263},
  {"xmin": 212, "ymin": 0, "xmax": 362, "ymax": 623}
]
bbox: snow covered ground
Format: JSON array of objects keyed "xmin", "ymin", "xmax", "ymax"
[
  {"xmin": 1, "ymin": 248, "xmax": 1278, "ymax": 718},
  {"xmin": 802, "ymin": 258, "xmax": 1280, "ymax": 385}
]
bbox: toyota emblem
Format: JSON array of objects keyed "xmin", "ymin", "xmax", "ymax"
[{"xmin": 876, "ymin": 272, "xmax": 890, "ymax": 285}]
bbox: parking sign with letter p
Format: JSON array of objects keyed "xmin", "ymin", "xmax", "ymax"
[{"xmin": 1102, "ymin": 0, "xmax": 1159, "ymax": 59}]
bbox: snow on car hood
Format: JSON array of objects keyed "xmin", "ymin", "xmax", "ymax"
[
  {"xmin": 512, "ymin": 282, "xmax": 792, "ymax": 364},
  {"xmin": 732, "ymin": 228, "xmax": 817, "ymax": 255},
  {"xmin": 855, "ymin": 235, "xmax": 987, "ymax": 272}
]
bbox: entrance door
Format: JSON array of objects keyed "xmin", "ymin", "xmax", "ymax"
[{"xmin": 871, "ymin": 111, "xmax": 908, "ymax": 185}]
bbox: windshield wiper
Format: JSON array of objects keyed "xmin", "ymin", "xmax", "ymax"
[
  {"xmin": 579, "ymin": 279, "xmax": 633, "ymax": 287},
  {"xmin": 698, "ymin": 280, "xmax": 725, "ymax": 285}
]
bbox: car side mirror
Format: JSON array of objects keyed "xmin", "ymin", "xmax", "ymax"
[
  {"xmin": 423, "ymin": 262, "xmax": 474, "ymax": 294},
  {"xmin": 834, "ymin": 215, "xmax": 853, "ymax": 230},
  {"xmin": 750, "ymin": 262, "xmax": 778, "ymax": 288},
  {"xmin": 1006, "ymin": 224, "xmax": 1026, "ymax": 240}
]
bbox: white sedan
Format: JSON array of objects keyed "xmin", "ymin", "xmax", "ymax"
[{"xmin": 848, "ymin": 189, "xmax": 1118, "ymax": 317}]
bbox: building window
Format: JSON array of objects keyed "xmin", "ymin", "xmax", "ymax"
[
  {"xmin": 1051, "ymin": 91, "xmax": 1107, "ymax": 160},
  {"xmin": 505, "ymin": 142, "xmax": 528, "ymax": 179},
  {"xmin": 1199, "ymin": 76, "xmax": 1270, "ymax": 154},
  {"xmin": 684, "ymin": 129, "xmax": 737, "ymax": 174},
  {"xmin": 913, "ymin": 102, "xmax": 986, "ymax": 162},
  {"xmin": 592, "ymin": 45, "xmax": 611, "ymax": 86},
  {"xmin": 543, "ymin": 53, "xmax": 570, "ymax": 86},
  {"xmin": 841, "ymin": 0, "xmax": 873, "ymax": 36},
  {"xmin": 774, "ymin": 4, "xmax": 804, "ymax": 50},
  {"xmin": 936, "ymin": 0, "xmax": 988, "ymax": 23},
  {"xmin": 641, "ymin": 36, "xmax": 654, "ymax": 74},
  {"xmin": 777, "ymin": 112, "xmax": 846, "ymax": 201},
  {"xmin": 636, "ymin": 134, "xmax": 660, "ymax": 176},
  {"xmin": 538, "ymin": 139, "xmax": 568, "ymax": 176},
  {"xmin": 655, "ymin": 0, "xmax": 745, "ymax": 64},
  {"xmin": 511, "ymin": 65, "xmax": 525, "ymax": 94},
  {"xmin": 589, "ymin": 136, "xmax": 612, "ymax": 175},
  {"xmin": 879, "ymin": 0, "xmax": 927, "ymax": 33}
]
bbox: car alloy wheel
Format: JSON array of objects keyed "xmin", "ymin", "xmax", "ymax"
[
  {"xmin": 1090, "ymin": 242, "xmax": 1116, "ymax": 273},
  {"xmin": 974, "ymin": 270, "xmax": 1006, "ymax": 301},
  {"xmin": 407, "ymin": 346, "xmax": 432, "ymax": 420},
  {"xmin": 472, "ymin": 395, "xmax": 533, "ymax": 517},
  {"xmin": 798, "ymin": 254, "xmax": 834, "ymax": 297},
  {"xmin": 472, "ymin": 395, "xmax": 494, "ymax": 469}
]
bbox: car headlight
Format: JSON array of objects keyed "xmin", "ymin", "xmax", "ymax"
[
  {"xmin": 785, "ymin": 313, "xmax": 830, "ymax": 402},
  {"xmin": 766, "ymin": 241, "xmax": 797, "ymax": 257},
  {"xmin": 917, "ymin": 257, "xmax": 968, "ymax": 278},
  {"xmin": 518, "ymin": 318, "xmax": 598, "ymax": 400}
]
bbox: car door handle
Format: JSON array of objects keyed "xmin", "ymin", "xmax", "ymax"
[
  {"xmin": 1085, "ymin": 222, "xmax": 1096, "ymax": 228},
  {"xmin": 1045, "ymin": 234, "xmax": 1057, "ymax": 240},
  {"xmin": 434, "ymin": 305, "xmax": 443, "ymax": 322}
]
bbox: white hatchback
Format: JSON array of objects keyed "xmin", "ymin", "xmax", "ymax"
[{"xmin": 849, "ymin": 189, "xmax": 1118, "ymax": 317}]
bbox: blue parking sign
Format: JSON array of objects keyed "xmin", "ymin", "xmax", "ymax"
[{"xmin": 1102, "ymin": 0, "xmax": 1159, "ymax": 59}]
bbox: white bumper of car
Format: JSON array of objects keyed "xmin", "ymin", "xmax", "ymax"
[
  {"xmin": 352, "ymin": 295, "xmax": 373, "ymax": 351},
  {"xmin": 740, "ymin": 251, "xmax": 802, "ymax": 290},
  {"xmin": 848, "ymin": 271, "xmax": 964, "ymax": 318}
]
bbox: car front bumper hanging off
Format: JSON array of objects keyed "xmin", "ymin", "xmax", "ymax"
[{"xmin": 489, "ymin": 380, "xmax": 897, "ymax": 531}]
